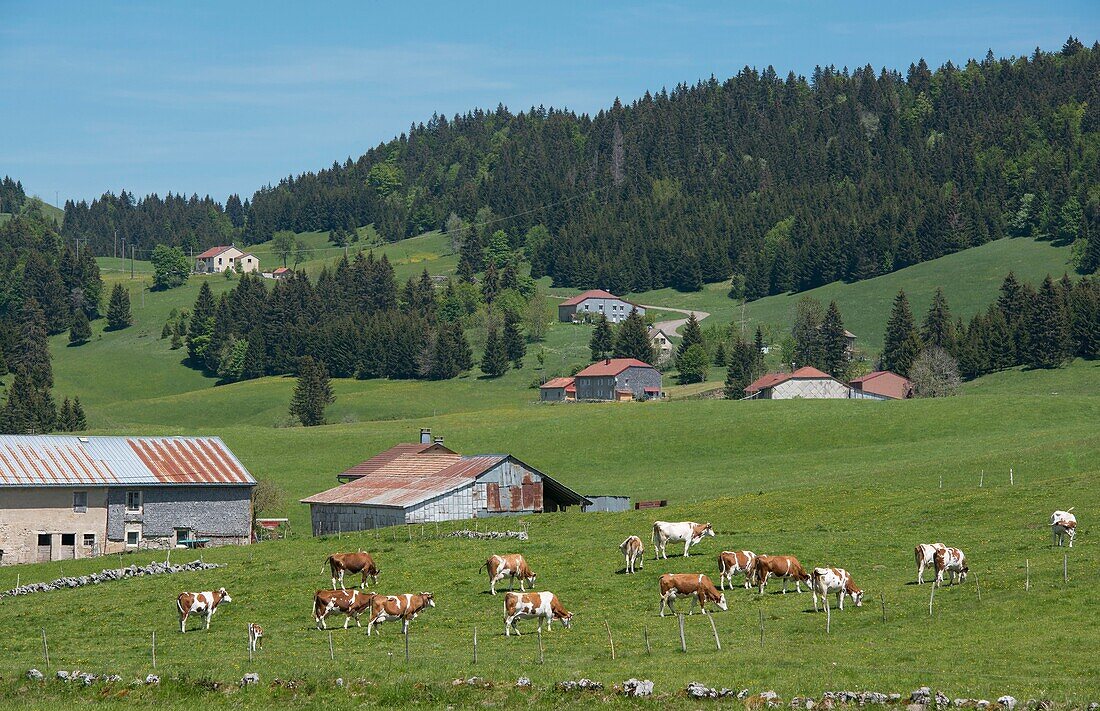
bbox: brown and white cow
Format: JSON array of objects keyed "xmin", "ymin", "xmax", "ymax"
[
  {"xmin": 658, "ymin": 573, "xmax": 728, "ymax": 617},
  {"xmin": 652, "ymin": 521, "xmax": 715, "ymax": 559},
  {"xmin": 176, "ymin": 588, "xmax": 232, "ymax": 632},
  {"xmin": 934, "ymin": 547, "xmax": 968, "ymax": 587},
  {"xmin": 313, "ymin": 588, "xmax": 375, "ymax": 630},
  {"xmin": 481, "ymin": 554, "xmax": 536, "ymax": 595},
  {"xmin": 811, "ymin": 567, "xmax": 863, "ymax": 611},
  {"xmin": 620, "ymin": 535, "xmax": 644, "ymax": 574},
  {"xmin": 750, "ymin": 555, "xmax": 810, "ymax": 594},
  {"xmin": 503, "ymin": 591, "xmax": 573, "ymax": 636},
  {"xmin": 718, "ymin": 550, "xmax": 757, "ymax": 590},
  {"xmin": 366, "ymin": 593, "xmax": 435, "ymax": 635},
  {"xmin": 1051, "ymin": 509, "xmax": 1077, "ymax": 548},
  {"xmin": 324, "ymin": 551, "xmax": 380, "ymax": 590},
  {"xmin": 914, "ymin": 542, "xmax": 947, "ymax": 585},
  {"xmin": 247, "ymin": 622, "xmax": 264, "ymax": 651}
]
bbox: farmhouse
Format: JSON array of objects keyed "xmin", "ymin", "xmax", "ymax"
[
  {"xmin": 849, "ymin": 370, "xmax": 912, "ymax": 400},
  {"xmin": 0, "ymin": 435, "xmax": 256, "ymax": 566},
  {"xmin": 301, "ymin": 430, "xmax": 589, "ymax": 535},
  {"xmin": 574, "ymin": 358, "xmax": 663, "ymax": 401},
  {"xmin": 195, "ymin": 245, "xmax": 260, "ymax": 274},
  {"xmin": 558, "ymin": 289, "xmax": 644, "ymax": 323},
  {"xmin": 539, "ymin": 376, "xmax": 576, "ymax": 402},
  {"xmin": 744, "ymin": 366, "xmax": 849, "ymax": 400},
  {"xmin": 648, "ymin": 326, "xmax": 675, "ymax": 364}
]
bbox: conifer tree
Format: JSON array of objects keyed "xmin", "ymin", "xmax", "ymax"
[
  {"xmin": 69, "ymin": 308, "xmax": 91, "ymax": 345},
  {"xmin": 160, "ymin": 321, "xmax": 172, "ymax": 339},
  {"xmin": 429, "ymin": 321, "xmax": 473, "ymax": 379},
  {"xmin": 791, "ymin": 296, "xmax": 825, "ymax": 369},
  {"xmin": 677, "ymin": 343, "xmax": 709, "ymax": 384},
  {"xmin": 724, "ymin": 336, "xmax": 762, "ymax": 399},
  {"xmin": 713, "ymin": 340, "xmax": 727, "ymax": 367},
  {"xmin": 1081, "ymin": 235, "xmax": 1100, "ymax": 275},
  {"xmin": 820, "ymin": 301, "xmax": 849, "ymax": 377},
  {"xmin": 1068, "ymin": 278, "xmax": 1100, "ymax": 359},
  {"xmin": 240, "ymin": 331, "xmax": 267, "ymax": 380},
  {"xmin": 59, "ymin": 398, "xmax": 74, "ymax": 431},
  {"xmin": 502, "ymin": 310, "xmax": 526, "ymax": 368},
  {"xmin": 589, "ymin": 314, "xmax": 614, "ymax": 360},
  {"xmin": 881, "ymin": 290, "xmax": 921, "ymax": 376},
  {"xmin": 921, "ymin": 288, "xmax": 956, "ymax": 353},
  {"xmin": 677, "ymin": 312, "xmax": 703, "ymax": 360},
  {"xmin": 187, "ymin": 281, "xmax": 216, "ymax": 362},
  {"xmin": 480, "ymin": 325, "xmax": 509, "ymax": 377},
  {"xmin": 13, "ymin": 301, "xmax": 53, "ymax": 389},
  {"xmin": 1024, "ymin": 275, "xmax": 1073, "ymax": 368},
  {"xmin": 71, "ymin": 397, "xmax": 87, "ymax": 430},
  {"xmin": 289, "ymin": 356, "xmax": 334, "ymax": 426},
  {"xmin": 105, "ymin": 283, "xmax": 132, "ymax": 331},
  {"xmin": 612, "ymin": 309, "xmax": 655, "ymax": 363},
  {"xmin": 481, "ymin": 261, "xmax": 499, "ymax": 304}
]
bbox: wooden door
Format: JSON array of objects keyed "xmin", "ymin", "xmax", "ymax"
[{"xmin": 36, "ymin": 533, "xmax": 52, "ymax": 562}]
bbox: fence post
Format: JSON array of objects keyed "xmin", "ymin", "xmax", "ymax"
[
  {"xmin": 678, "ymin": 614, "xmax": 686, "ymax": 652},
  {"xmin": 707, "ymin": 613, "xmax": 722, "ymax": 650},
  {"xmin": 41, "ymin": 628, "xmax": 50, "ymax": 669},
  {"xmin": 879, "ymin": 593, "xmax": 886, "ymax": 623},
  {"xmin": 328, "ymin": 630, "xmax": 334, "ymax": 661},
  {"xmin": 758, "ymin": 610, "xmax": 764, "ymax": 647},
  {"xmin": 979, "ymin": 470, "xmax": 984, "ymax": 487},
  {"xmin": 1025, "ymin": 559, "xmax": 1030, "ymax": 591},
  {"xmin": 1009, "ymin": 467, "xmax": 1014, "ymax": 485},
  {"xmin": 974, "ymin": 573, "xmax": 981, "ymax": 602},
  {"xmin": 604, "ymin": 620, "xmax": 616, "ymax": 660},
  {"xmin": 825, "ymin": 599, "xmax": 831, "ymax": 634},
  {"xmin": 537, "ymin": 626, "xmax": 544, "ymax": 664},
  {"xmin": 928, "ymin": 582, "xmax": 935, "ymax": 616},
  {"xmin": 152, "ymin": 630, "xmax": 156, "ymax": 669},
  {"xmin": 247, "ymin": 624, "xmax": 252, "ymax": 662},
  {"xmin": 1064, "ymin": 554, "xmax": 1068, "ymax": 583},
  {"xmin": 644, "ymin": 625, "xmax": 651, "ymax": 654},
  {"xmin": 473, "ymin": 627, "xmax": 478, "ymax": 665},
  {"xmin": 404, "ymin": 626, "xmax": 409, "ymax": 663}
]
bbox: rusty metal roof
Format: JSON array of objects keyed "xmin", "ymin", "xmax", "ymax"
[
  {"xmin": 337, "ymin": 442, "xmax": 456, "ymax": 481},
  {"xmin": 0, "ymin": 436, "xmax": 256, "ymax": 487}
]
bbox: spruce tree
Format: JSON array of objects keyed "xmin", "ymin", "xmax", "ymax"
[
  {"xmin": 1024, "ymin": 275, "xmax": 1073, "ymax": 368},
  {"xmin": 105, "ymin": 283, "xmax": 132, "ymax": 331},
  {"xmin": 677, "ymin": 312, "xmax": 703, "ymax": 360},
  {"xmin": 820, "ymin": 301, "xmax": 849, "ymax": 377},
  {"xmin": 502, "ymin": 311, "xmax": 526, "ymax": 367},
  {"xmin": 921, "ymin": 288, "xmax": 956, "ymax": 353},
  {"xmin": 881, "ymin": 290, "xmax": 922, "ymax": 376},
  {"xmin": 480, "ymin": 325, "xmax": 509, "ymax": 377},
  {"xmin": 589, "ymin": 314, "xmax": 614, "ymax": 360},
  {"xmin": 724, "ymin": 336, "xmax": 762, "ymax": 399},
  {"xmin": 69, "ymin": 308, "xmax": 92, "ymax": 345},
  {"xmin": 160, "ymin": 321, "xmax": 172, "ymax": 339},
  {"xmin": 59, "ymin": 397, "xmax": 74, "ymax": 431},
  {"xmin": 1080, "ymin": 235, "xmax": 1100, "ymax": 275},
  {"xmin": 1068, "ymin": 278, "xmax": 1100, "ymax": 359},
  {"xmin": 677, "ymin": 344, "xmax": 709, "ymax": 384},
  {"xmin": 713, "ymin": 340, "xmax": 727, "ymax": 366},
  {"xmin": 612, "ymin": 309, "xmax": 655, "ymax": 363},
  {"xmin": 791, "ymin": 296, "xmax": 825, "ymax": 370},
  {"xmin": 241, "ymin": 331, "xmax": 267, "ymax": 380},
  {"xmin": 289, "ymin": 356, "xmax": 334, "ymax": 426},
  {"xmin": 429, "ymin": 321, "xmax": 473, "ymax": 380},
  {"xmin": 481, "ymin": 261, "xmax": 499, "ymax": 304},
  {"xmin": 13, "ymin": 301, "xmax": 53, "ymax": 389},
  {"xmin": 71, "ymin": 397, "xmax": 87, "ymax": 430},
  {"xmin": 187, "ymin": 281, "xmax": 216, "ymax": 362}
]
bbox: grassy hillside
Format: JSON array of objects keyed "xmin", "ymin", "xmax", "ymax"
[
  {"xmin": 635, "ymin": 238, "xmax": 1073, "ymax": 350},
  {"xmin": 0, "ymin": 198, "xmax": 64, "ymax": 226}
]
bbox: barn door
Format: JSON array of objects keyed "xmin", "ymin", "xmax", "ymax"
[
  {"xmin": 36, "ymin": 533, "xmax": 52, "ymax": 562},
  {"xmin": 59, "ymin": 533, "xmax": 76, "ymax": 560}
]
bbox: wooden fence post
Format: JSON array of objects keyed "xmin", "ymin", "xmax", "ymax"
[
  {"xmin": 41, "ymin": 628, "xmax": 50, "ymax": 669},
  {"xmin": 979, "ymin": 470, "xmax": 984, "ymax": 488},
  {"xmin": 644, "ymin": 625, "xmax": 651, "ymax": 654},
  {"xmin": 247, "ymin": 624, "xmax": 252, "ymax": 662},
  {"xmin": 879, "ymin": 593, "xmax": 887, "ymax": 623},
  {"xmin": 974, "ymin": 573, "xmax": 981, "ymax": 602},
  {"xmin": 1025, "ymin": 559, "xmax": 1030, "ymax": 591},
  {"xmin": 152, "ymin": 630, "xmax": 156, "ymax": 669},
  {"xmin": 404, "ymin": 626, "xmax": 409, "ymax": 663},
  {"xmin": 473, "ymin": 627, "xmax": 478, "ymax": 665},
  {"xmin": 604, "ymin": 620, "xmax": 616, "ymax": 660},
  {"xmin": 1009, "ymin": 467, "xmax": 1014, "ymax": 485},
  {"xmin": 328, "ymin": 630, "xmax": 334, "ymax": 661},
  {"xmin": 707, "ymin": 613, "xmax": 722, "ymax": 650},
  {"xmin": 537, "ymin": 626, "xmax": 544, "ymax": 664},
  {"xmin": 1064, "ymin": 554, "xmax": 1068, "ymax": 583},
  {"xmin": 678, "ymin": 614, "xmax": 686, "ymax": 652},
  {"xmin": 758, "ymin": 610, "xmax": 764, "ymax": 647},
  {"xmin": 825, "ymin": 599, "xmax": 831, "ymax": 634},
  {"xmin": 928, "ymin": 582, "xmax": 935, "ymax": 616}
]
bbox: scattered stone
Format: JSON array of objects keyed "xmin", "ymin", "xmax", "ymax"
[
  {"xmin": 558, "ymin": 679, "xmax": 602, "ymax": 692},
  {"xmin": 79, "ymin": 673, "xmax": 97, "ymax": 686},
  {"xmin": 516, "ymin": 677, "xmax": 532, "ymax": 689},
  {"xmin": 621, "ymin": 679, "xmax": 653, "ymax": 697},
  {"xmin": 908, "ymin": 704, "xmax": 929, "ymax": 711},
  {"xmin": 790, "ymin": 696, "xmax": 815, "ymax": 709},
  {"xmin": 55, "ymin": 671, "xmax": 71, "ymax": 681},
  {"xmin": 890, "ymin": 695, "xmax": 903, "ymax": 703},
  {"xmin": 1087, "ymin": 704, "xmax": 1098, "ymax": 711},
  {"xmin": 976, "ymin": 701, "xmax": 989, "ymax": 710},
  {"xmin": 684, "ymin": 682, "xmax": 739, "ymax": 699},
  {"xmin": 936, "ymin": 692, "xmax": 951, "ymax": 710},
  {"xmin": 145, "ymin": 674, "xmax": 160, "ymax": 685},
  {"xmin": 452, "ymin": 676, "xmax": 488, "ymax": 688},
  {"xmin": 0, "ymin": 560, "xmax": 223, "ymax": 600},
  {"xmin": 240, "ymin": 673, "xmax": 259, "ymax": 686},
  {"xmin": 912, "ymin": 688, "xmax": 933, "ymax": 705},
  {"xmin": 450, "ymin": 529, "xmax": 529, "ymax": 541},
  {"xmin": 335, "ymin": 678, "xmax": 344, "ymax": 687},
  {"xmin": 104, "ymin": 675, "xmax": 122, "ymax": 683},
  {"xmin": 26, "ymin": 669, "xmax": 43, "ymax": 681}
]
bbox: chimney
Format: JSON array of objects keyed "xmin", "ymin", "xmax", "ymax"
[
  {"xmin": 605, "ymin": 358, "xmax": 611, "ymax": 365},
  {"xmin": 434, "ymin": 436, "xmax": 445, "ymax": 445},
  {"xmin": 419, "ymin": 428, "xmax": 431, "ymax": 445}
]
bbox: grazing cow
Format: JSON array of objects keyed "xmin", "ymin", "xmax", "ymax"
[
  {"xmin": 176, "ymin": 588, "xmax": 232, "ymax": 632},
  {"xmin": 750, "ymin": 555, "xmax": 810, "ymax": 594},
  {"xmin": 503, "ymin": 591, "xmax": 573, "ymax": 636},
  {"xmin": 1051, "ymin": 509, "xmax": 1077, "ymax": 548},
  {"xmin": 717, "ymin": 550, "xmax": 757, "ymax": 590},
  {"xmin": 366, "ymin": 593, "xmax": 435, "ymax": 635},
  {"xmin": 620, "ymin": 535, "xmax": 644, "ymax": 574},
  {"xmin": 811, "ymin": 567, "xmax": 863, "ymax": 611},
  {"xmin": 652, "ymin": 521, "xmax": 715, "ymax": 559},
  {"xmin": 933, "ymin": 547, "xmax": 968, "ymax": 587},
  {"xmin": 248, "ymin": 622, "xmax": 264, "ymax": 652},
  {"xmin": 658, "ymin": 573, "xmax": 728, "ymax": 617},
  {"xmin": 313, "ymin": 588, "xmax": 375, "ymax": 630},
  {"xmin": 481, "ymin": 554, "xmax": 536, "ymax": 595},
  {"xmin": 324, "ymin": 551, "xmax": 380, "ymax": 590},
  {"xmin": 914, "ymin": 542, "xmax": 947, "ymax": 585}
]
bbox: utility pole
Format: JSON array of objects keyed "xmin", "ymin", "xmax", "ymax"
[{"xmin": 131, "ymin": 244, "xmax": 135, "ymax": 279}]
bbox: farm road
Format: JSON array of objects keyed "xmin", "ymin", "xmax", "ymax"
[{"xmin": 638, "ymin": 304, "xmax": 710, "ymax": 336}]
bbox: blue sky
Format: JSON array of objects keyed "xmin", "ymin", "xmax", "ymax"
[{"xmin": 1, "ymin": 1, "xmax": 1097, "ymax": 205}]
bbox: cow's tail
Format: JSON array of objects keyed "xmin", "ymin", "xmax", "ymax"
[
  {"xmin": 321, "ymin": 556, "xmax": 332, "ymax": 574},
  {"xmin": 1067, "ymin": 506, "xmax": 1075, "ymax": 513},
  {"xmin": 478, "ymin": 560, "xmax": 488, "ymax": 575},
  {"xmin": 651, "ymin": 521, "xmax": 661, "ymax": 545},
  {"xmin": 176, "ymin": 594, "xmax": 185, "ymax": 615},
  {"xmin": 718, "ymin": 553, "xmax": 728, "ymax": 574},
  {"xmin": 620, "ymin": 536, "xmax": 633, "ymax": 550},
  {"xmin": 914, "ymin": 545, "xmax": 923, "ymax": 568}
]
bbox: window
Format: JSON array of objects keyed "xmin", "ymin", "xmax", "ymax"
[
  {"xmin": 61, "ymin": 533, "xmax": 75, "ymax": 546},
  {"xmin": 82, "ymin": 533, "xmax": 95, "ymax": 548},
  {"xmin": 73, "ymin": 491, "xmax": 87, "ymax": 513},
  {"xmin": 126, "ymin": 530, "xmax": 140, "ymax": 547},
  {"xmin": 125, "ymin": 491, "xmax": 142, "ymax": 512},
  {"xmin": 37, "ymin": 533, "xmax": 51, "ymax": 546}
]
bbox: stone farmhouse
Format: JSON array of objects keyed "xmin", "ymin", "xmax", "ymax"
[
  {"xmin": 574, "ymin": 358, "xmax": 663, "ymax": 401},
  {"xmin": 539, "ymin": 376, "xmax": 576, "ymax": 402},
  {"xmin": 301, "ymin": 430, "xmax": 589, "ymax": 535},
  {"xmin": 558, "ymin": 289, "xmax": 644, "ymax": 324},
  {"xmin": 195, "ymin": 245, "xmax": 260, "ymax": 274},
  {"xmin": 0, "ymin": 435, "xmax": 256, "ymax": 566}
]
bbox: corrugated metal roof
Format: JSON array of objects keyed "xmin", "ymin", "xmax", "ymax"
[
  {"xmin": 745, "ymin": 366, "xmax": 840, "ymax": 393},
  {"xmin": 337, "ymin": 442, "xmax": 455, "ymax": 480},
  {"xmin": 303, "ymin": 453, "xmax": 505, "ymax": 508},
  {"xmin": 0, "ymin": 436, "xmax": 256, "ymax": 487}
]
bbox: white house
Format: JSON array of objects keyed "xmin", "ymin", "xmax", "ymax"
[
  {"xmin": 648, "ymin": 326, "xmax": 675, "ymax": 364},
  {"xmin": 558, "ymin": 290, "xmax": 644, "ymax": 324},
  {"xmin": 195, "ymin": 246, "xmax": 260, "ymax": 274}
]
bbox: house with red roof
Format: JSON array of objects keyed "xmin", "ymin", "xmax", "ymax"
[
  {"xmin": 300, "ymin": 429, "xmax": 589, "ymax": 534},
  {"xmin": 558, "ymin": 289, "xmax": 644, "ymax": 324},
  {"xmin": 849, "ymin": 371, "xmax": 913, "ymax": 400},
  {"xmin": 574, "ymin": 358, "xmax": 663, "ymax": 401},
  {"xmin": 744, "ymin": 366, "xmax": 849, "ymax": 400},
  {"xmin": 195, "ymin": 245, "xmax": 260, "ymax": 274},
  {"xmin": 539, "ymin": 376, "xmax": 576, "ymax": 402}
]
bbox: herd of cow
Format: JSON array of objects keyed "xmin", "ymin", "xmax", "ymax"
[{"xmin": 171, "ymin": 509, "xmax": 1079, "ymax": 642}]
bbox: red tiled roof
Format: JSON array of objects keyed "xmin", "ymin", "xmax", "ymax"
[
  {"xmin": 196, "ymin": 245, "xmax": 235, "ymax": 259},
  {"xmin": 576, "ymin": 358, "xmax": 654, "ymax": 377},
  {"xmin": 559, "ymin": 289, "xmax": 639, "ymax": 308},
  {"xmin": 337, "ymin": 442, "xmax": 454, "ymax": 480},
  {"xmin": 643, "ymin": 387, "xmax": 660, "ymax": 393},
  {"xmin": 273, "ymin": 267, "xmax": 290, "ymax": 274},
  {"xmin": 850, "ymin": 371, "xmax": 912, "ymax": 400},
  {"xmin": 540, "ymin": 377, "xmax": 575, "ymax": 389},
  {"xmin": 744, "ymin": 366, "xmax": 838, "ymax": 393}
]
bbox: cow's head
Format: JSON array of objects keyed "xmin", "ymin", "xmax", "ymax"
[
  {"xmin": 695, "ymin": 523, "xmax": 715, "ymax": 540},
  {"xmin": 421, "ymin": 592, "xmax": 435, "ymax": 608},
  {"xmin": 959, "ymin": 567, "xmax": 969, "ymax": 581},
  {"xmin": 715, "ymin": 592, "xmax": 728, "ymax": 611},
  {"xmin": 850, "ymin": 588, "xmax": 864, "ymax": 607},
  {"xmin": 558, "ymin": 609, "xmax": 574, "ymax": 628},
  {"xmin": 218, "ymin": 587, "xmax": 232, "ymax": 603}
]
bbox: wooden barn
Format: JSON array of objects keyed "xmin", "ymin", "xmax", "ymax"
[{"xmin": 302, "ymin": 430, "xmax": 589, "ymax": 535}]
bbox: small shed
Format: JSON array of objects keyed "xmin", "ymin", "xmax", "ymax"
[
  {"xmin": 539, "ymin": 377, "xmax": 576, "ymax": 402},
  {"xmin": 582, "ymin": 495, "xmax": 631, "ymax": 513},
  {"xmin": 849, "ymin": 371, "xmax": 912, "ymax": 400}
]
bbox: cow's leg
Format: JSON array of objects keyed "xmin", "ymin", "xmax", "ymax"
[
  {"xmin": 361, "ymin": 570, "xmax": 368, "ymax": 589},
  {"xmin": 659, "ymin": 594, "xmax": 668, "ymax": 618},
  {"xmin": 687, "ymin": 595, "xmax": 697, "ymax": 616},
  {"xmin": 180, "ymin": 611, "xmax": 187, "ymax": 633},
  {"xmin": 813, "ymin": 587, "xmax": 820, "ymax": 611},
  {"xmin": 490, "ymin": 574, "xmax": 499, "ymax": 595},
  {"xmin": 781, "ymin": 578, "xmax": 787, "ymax": 594},
  {"xmin": 205, "ymin": 611, "xmax": 212, "ymax": 630},
  {"xmin": 402, "ymin": 618, "xmax": 410, "ymax": 635},
  {"xmin": 837, "ymin": 592, "xmax": 844, "ymax": 611},
  {"xmin": 343, "ymin": 613, "xmax": 351, "ymax": 630},
  {"xmin": 683, "ymin": 539, "xmax": 691, "ymax": 557},
  {"xmin": 1068, "ymin": 532, "xmax": 1074, "ymax": 548}
]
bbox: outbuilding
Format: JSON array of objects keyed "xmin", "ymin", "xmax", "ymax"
[
  {"xmin": 744, "ymin": 366, "xmax": 850, "ymax": 400},
  {"xmin": 849, "ymin": 370, "xmax": 912, "ymax": 400},
  {"xmin": 539, "ymin": 377, "xmax": 576, "ymax": 402},
  {"xmin": 0, "ymin": 435, "xmax": 256, "ymax": 566},
  {"xmin": 302, "ymin": 430, "xmax": 589, "ymax": 535}
]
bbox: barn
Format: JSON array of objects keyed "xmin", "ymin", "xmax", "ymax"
[
  {"xmin": 302, "ymin": 430, "xmax": 590, "ymax": 535},
  {"xmin": 744, "ymin": 366, "xmax": 850, "ymax": 399},
  {"xmin": 0, "ymin": 435, "xmax": 256, "ymax": 566}
]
